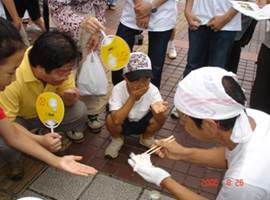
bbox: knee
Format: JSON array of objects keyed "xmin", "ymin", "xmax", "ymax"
[
  {"xmin": 105, "ymin": 114, "xmax": 115, "ymax": 128},
  {"xmin": 69, "ymin": 101, "xmax": 87, "ymax": 122}
]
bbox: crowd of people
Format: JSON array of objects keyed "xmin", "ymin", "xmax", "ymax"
[{"xmin": 0, "ymin": 0, "xmax": 270, "ymax": 199}]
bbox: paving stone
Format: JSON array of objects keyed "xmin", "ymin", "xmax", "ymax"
[
  {"xmin": 29, "ymin": 167, "xmax": 94, "ymax": 200},
  {"xmin": 80, "ymin": 174, "xmax": 142, "ymax": 200}
]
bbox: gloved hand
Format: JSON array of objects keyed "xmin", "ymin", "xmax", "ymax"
[{"xmin": 128, "ymin": 153, "xmax": 170, "ymax": 186}]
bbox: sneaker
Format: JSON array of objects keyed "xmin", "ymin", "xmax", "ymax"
[
  {"xmin": 87, "ymin": 115, "xmax": 102, "ymax": 132},
  {"xmin": 171, "ymin": 107, "xmax": 180, "ymax": 118},
  {"xmin": 6, "ymin": 159, "xmax": 24, "ymax": 181},
  {"xmin": 26, "ymin": 23, "xmax": 42, "ymax": 33},
  {"xmin": 168, "ymin": 47, "xmax": 177, "ymax": 59},
  {"xmin": 139, "ymin": 134, "xmax": 155, "ymax": 148},
  {"xmin": 105, "ymin": 137, "xmax": 124, "ymax": 159},
  {"xmin": 65, "ymin": 131, "xmax": 84, "ymax": 143}
]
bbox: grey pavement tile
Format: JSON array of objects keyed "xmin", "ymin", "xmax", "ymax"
[
  {"xmin": 139, "ymin": 189, "xmax": 176, "ymax": 200},
  {"xmin": 19, "ymin": 190, "xmax": 51, "ymax": 200},
  {"xmin": 79, "ymin": 174, "xmax": 142, "ymax": 200},
  {"xmin": 29, "ymin": 166, "xmax": 94, "ymax": 200}
]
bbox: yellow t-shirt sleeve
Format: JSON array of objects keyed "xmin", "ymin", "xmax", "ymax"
[{"xmin": 0, "ymin": 81, "xmax": 21, "ymax": 121}]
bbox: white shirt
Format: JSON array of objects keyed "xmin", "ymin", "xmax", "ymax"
[
  {"xmin": 0, "ymin": 1, "xmax": 6, "ymax": 19},
  {"xmin": 109, "ymin": 80, "xmax": 163, "ymax": 122},
  {"xmin": 120, "ymin": 0, "xmax": 177, "ymax": 32},
  {"xmin": 191, "ymin": 0, "xmax": 241, "ymax": 31},
  {"xmin": 217, "ymin": 109, "xmax": 270, "ymax": 199}
]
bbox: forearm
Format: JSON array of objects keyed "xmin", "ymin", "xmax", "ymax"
[
  {"xmin": 1, "ymin": 120, "xmax": 60, "ymax": 167},
  {"xmin": 133, "ymin": 0, "xmax": 142, "ymax": 5},
  {"xmin": 223, "ymin": 7, "xmax": 238, "ymax": 23},
  {"xmin": 161, "ymin": 178, "xmax": 207, "ymax": 200},
  {"xmin": 111, "ymin": 97, "xmax": 136, "ymax": 125},
  {"xmin": 2, "ymin": 0, "xmax": 20, "ymax": 21},
  {"xmin": 185, "ymin": 0, "xmax": 194, "ymax": 13},
  {"xmin": 152, "ymin": 0, "xmax": 168, "ymax": 9},
  {"xmin": 184, "ymin": 147, "xmax": 227, "ymax": 169}
]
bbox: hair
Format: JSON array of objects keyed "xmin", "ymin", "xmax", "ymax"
[
  {"xmin": 29, "ymin": 29, "xmax": 82, "ymax": 73},
  {"xmin": 189, "ymin": 76, "xmax": 247, "ymax": 131},
  {"xmin": 0, "ymin": 17, "xmax": 24, "ymax": 65}
]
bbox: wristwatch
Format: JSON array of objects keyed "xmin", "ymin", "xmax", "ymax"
[{"xmin": 150, "ymin": 2, "xmax": 157, "ymax": 13}]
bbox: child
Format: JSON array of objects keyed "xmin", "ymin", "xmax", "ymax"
[
  {"xmin": 0, "ymin": 17, "xmax": 97, "ymax": 181},
  {"xmin": 105, "ymin": 52, "xmax": 168, "ymax": 159}
]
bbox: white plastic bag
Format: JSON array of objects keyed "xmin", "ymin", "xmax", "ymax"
[{"xmin": 77, "ymin": 52, "xmax": 108, "ymax": 96}]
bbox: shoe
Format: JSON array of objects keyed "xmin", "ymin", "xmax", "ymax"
[
  {"xmin": 171, "ymin": 107, "xmax": 180, "ymax": 118},
  {"xmin": 110, "ymin": 5, "xmax": 116, "ymax": 10},
  {"xmin": 87, "ymin": 115, "xmax": 102, "ymax": 132},
  {"xmin": 105, "ymin": 137, "xmax": 124, "ymax": 159},
  {"xmin": 6, "ymin": 159, "xmax": 24, "ymax": 181},
  {"xmin": 168, "ymin": 47, "xmax": 177, "ymax": 59},
  {"xmin": 139, "ymin": 134, "xmax": 155, "ymax": 148},
  {"xmin": 65, "ymin": 131, "xmax": 84, "ymax": 143},
  {"xmin": 26, "ymin": 23, "xmax": 42, "ymax": 33}
]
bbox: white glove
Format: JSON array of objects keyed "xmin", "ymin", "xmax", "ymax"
[{"xmin": 128, "ymin": 153, "xmax": 170, "ymax": 186}]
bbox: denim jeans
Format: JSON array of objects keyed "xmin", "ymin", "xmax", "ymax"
[
  {"xmin": 184, "ymin": 26, "xmax": 236, "ymax": 77},
  {"xmin": 107, "ymin": 0, "xmax": 116, "ymax": 5},
  {"xmin": 112, "ymin": 23, "xmax": 173, "ymax": 89}
]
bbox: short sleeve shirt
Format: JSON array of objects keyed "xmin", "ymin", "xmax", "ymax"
[
  {"xmin": 109, "ymin": 80, "xmax": 163, "ymax": 122},
  {"xmin": 0, "ymin": 106, "xmax": 6, "ymax": 120}
]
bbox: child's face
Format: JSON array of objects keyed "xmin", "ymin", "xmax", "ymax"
[
  {"xmin": 0, "ymin": 49, "xmax": 24, "ymax": 91},
  {"xmin": 127, "ymin": 77, "xmax": 151, "ymax": 90}
]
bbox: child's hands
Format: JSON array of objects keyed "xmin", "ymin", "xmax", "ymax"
[
  {"xmin": 130, "ymin": 86, "xmax": 149, "ymax": 101},
  {"xmin": 151, "ymin": 101, "xmax": 168, "ymax": 114}
]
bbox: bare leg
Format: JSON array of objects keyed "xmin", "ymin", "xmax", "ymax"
[
  {"xmin": 142, "ymin": 117, "xmax": 165, "ymax": 139},
  {"xmin": 105, "ymin": 114, "xmax": 122, "ymax": 139}
]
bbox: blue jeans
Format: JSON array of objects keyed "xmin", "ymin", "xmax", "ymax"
[
  {"xmin": 184, "ymin": 26, "xmax": 236, "ymax": 77},
  {"xmin": 112, "ymin": 23, "xmax": 173, "ymax": 89},
  {"xmin": 107, "ymin": 0, "xmax": 116, "ymax": 5}
]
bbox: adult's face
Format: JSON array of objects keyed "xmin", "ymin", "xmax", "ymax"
[
  {"xmin": 39, "ymin": 61, "xmax": 76, "ymax": 86},
  {"xmin": 177, "ymin": 110, "xmax": 215, "ymax": 142}
]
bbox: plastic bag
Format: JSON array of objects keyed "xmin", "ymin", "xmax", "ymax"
[{"xmin": 77, "ymin": 52, "xmax": 108, "ymax": 96}]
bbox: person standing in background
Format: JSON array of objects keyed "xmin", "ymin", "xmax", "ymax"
[
  {"xmin": 49, "ymin": 0, "xmax": 106, "ymax": 134},
  {"xmin": 111, "ymin": 0, "xmax": 177, "ymax": 89}
]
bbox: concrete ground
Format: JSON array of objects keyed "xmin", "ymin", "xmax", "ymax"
[{"xmin": 0, "ymin": 0, "xmax": 268, "ymax": 199}]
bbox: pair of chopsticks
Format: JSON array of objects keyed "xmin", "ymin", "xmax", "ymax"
[{"xmin": 142, "ymin": 135, "xmax": 175, "ymax": 156}]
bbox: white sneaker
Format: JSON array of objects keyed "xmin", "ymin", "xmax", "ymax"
[
  {"xmin": 26, "ymin": 23, "xmax": 42, "ymax": 33},
  {"xmin": 105, "ymin": 137, "xmax": 124, "ymax": 159},
  {"xmin": 168, "ymin": 47, "xmax": 177, "ymax": 59},
  {"xmin": 139, "ymin": 135, "xmax": 155, "ymax": 148},
  {"xmin": 171, "ymin": 107, "xmax": 179, "ymax": 118}
]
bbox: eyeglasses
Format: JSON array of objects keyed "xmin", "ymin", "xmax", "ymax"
[{"xmin": 51, "ymin": 61, "xmax": 78, "ymax": 81}]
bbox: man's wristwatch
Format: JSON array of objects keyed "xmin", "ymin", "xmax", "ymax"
[{"xmin": 150, "ymin": 2, "xmax": 157, "ymax": 13}]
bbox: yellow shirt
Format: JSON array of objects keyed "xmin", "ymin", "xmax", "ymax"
[{"xmin": 0, "ymin": 47, "xmax": 75, "ymax": 121}]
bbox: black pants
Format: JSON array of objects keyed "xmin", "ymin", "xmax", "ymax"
[
  {"xmin": 250, "ymin": 44, "xmax": 270, "ymax": 114},
  {"xmin": 226, "ymin": 19, "xmax": 258, "ymax": 74}
]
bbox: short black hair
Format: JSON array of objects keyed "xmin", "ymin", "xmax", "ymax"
[
  {"xmin": 0, "ymin": 17, "xmax": 24, "ymax": 65},
  {"xmin": 29, "ymin": 29, "xmax": 82, "ymax": 73},
  {"xmin": 189, "ymin": 76, "xmax": 247, "ymax": 131}
]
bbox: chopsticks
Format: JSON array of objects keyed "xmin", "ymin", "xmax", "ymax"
[{"xmin": 142, "ymin": 135, "xmax": 175, "ymax": 156}]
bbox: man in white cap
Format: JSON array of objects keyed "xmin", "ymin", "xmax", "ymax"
[{"xmin": 128, "ymin": 67, "xmax": 270, "ymax": 199}]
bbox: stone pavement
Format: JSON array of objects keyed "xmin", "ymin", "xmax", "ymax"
[{"xmin": 0, "ymin": 0, "xmax": 268, "ymax": 199}]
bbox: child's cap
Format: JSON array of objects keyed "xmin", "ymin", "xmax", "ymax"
[{"xmin": 123, "ymin": 52, "xmax": 153, "ymax": 82}]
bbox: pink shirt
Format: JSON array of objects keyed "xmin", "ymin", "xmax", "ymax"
[{"xmin": 49, "ymin": 0, "xmax": 106, "ymax": 39}]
